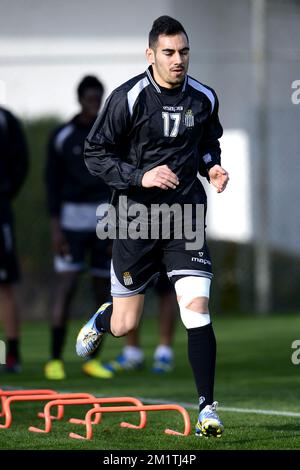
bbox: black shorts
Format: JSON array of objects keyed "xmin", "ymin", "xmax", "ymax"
[
  {"xmin": 111, "ymin": 237, "xmax": 212, "ymax": 297},
  {"xmin": 0, "ymin": 208, "xmax": 20, "ymax": 284},
  {"xmin": 54, "ymin": 230, "xmax": 112, "ymax": 278}
]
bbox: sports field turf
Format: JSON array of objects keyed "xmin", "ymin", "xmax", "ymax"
[{"xmin": 1, "ymin": 313, "xmax": 300, "ymax": 450}]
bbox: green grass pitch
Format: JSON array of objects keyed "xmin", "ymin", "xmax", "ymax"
[{"xmin": 1, "ymin": 313, "xmax": 300, "ymax": 450}]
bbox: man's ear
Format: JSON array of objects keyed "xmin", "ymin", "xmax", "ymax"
[{"xmin": 146, "ymin": 48, "xmax": 155, "ymax": 65}]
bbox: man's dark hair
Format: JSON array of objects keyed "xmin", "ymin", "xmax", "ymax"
[
  {"xmin": 77, "ymin": 75, "xmax": 104, "ymax": 100},
  {"xmin": 149, "ymin": 16, "xmax": 189, "ymax": 49}
]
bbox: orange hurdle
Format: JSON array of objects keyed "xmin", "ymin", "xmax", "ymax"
[
  {"xmin": 0, "ymin": 392, "xmax": 101, "ymax": 429},
  {"xmin": 0, "ymin": 389, "xmax": 62, "ymax": 420},
  {"xmin": 29, "ymin": 396, "xmax": 147, "ymax": 434},
  {"xmin": 69, "ymin": 403, "xmax": 191, "ymax": 440}
]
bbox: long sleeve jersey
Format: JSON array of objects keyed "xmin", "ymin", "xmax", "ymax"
[
  {"xmin": 0, "ymin": 107, "xmax": 29, "ymax": 204},
  {"xmin": 45, "ymin": 115, "xmax": 111, "ymax": 217},
  {"xmin": 85, "ymin": 66, "xmax": 223, "ymax": 208}
]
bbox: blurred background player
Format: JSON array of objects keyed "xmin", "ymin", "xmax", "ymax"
[
  {"xmin": 44, "ymin": 75, "xmax": 113, "ymax": 380},
  {"xmin": 0, "ymin": 106, "xmax": 29, "ymax": 373},
  {"xmin": 105, "ymin": 269, "xmax": 179, "ymax": 373}
]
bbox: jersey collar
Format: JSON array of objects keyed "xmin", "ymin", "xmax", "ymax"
[{"xmin": 146, "ymin": 66, "xmax": 188, "ymax": 94}]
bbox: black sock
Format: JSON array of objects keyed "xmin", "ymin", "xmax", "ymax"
[
  {"xmin": 95, "ymin": 303, "xmax": 113, "ymax": 334},
  {"xmin": 7, "ymin": 338, "xmax": 20, "ymax": 362},
  {"xmin": 51, "ymin": 326, "xmax": 66, "ymax": 359},
  {"xmin": 187, "ymin": 323, "xmax": 216, "ymax": 412}
]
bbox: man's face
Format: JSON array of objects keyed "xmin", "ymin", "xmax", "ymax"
[
  {"xmin": 146, "ymin": 33, "xmax": 189, "ymax": 88},
  {"xmin": 79, "ymin": 88, "xmax": 102, "ymax": 119}
]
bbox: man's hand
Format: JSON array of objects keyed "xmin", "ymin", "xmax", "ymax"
[
  {"xmin": 208, "ymin": 164, "xmax": 229, "ymax": 193},
  {"xmin": 141, "ymin": 164, "xmax": 179, "ymax": 190}
]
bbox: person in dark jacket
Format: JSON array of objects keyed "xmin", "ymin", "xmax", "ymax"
[
  {"xmin": 44, "ymin": 76, "xmax": 113, "ymax": 380},
  {"xmin": 0, "ymin": 106, "xmax": 29, "ymax": 372}
]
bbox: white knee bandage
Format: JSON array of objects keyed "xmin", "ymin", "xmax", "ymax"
[{"xmin": 175, "ymin": 276, "xmax": 211, "ymax": 329}]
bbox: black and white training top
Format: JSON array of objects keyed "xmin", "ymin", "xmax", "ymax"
[
  {"xmin": 45, "ymin": 115, "xmax": 111, "ymax": 217},
  {"xmin": 85, "ymin": 66, "xmax": 223, "ymax": 208}
]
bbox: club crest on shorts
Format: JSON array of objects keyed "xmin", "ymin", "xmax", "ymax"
[
  {"xmin": 184, "ymin": 109, "xmax": 194, "ymax": 128},
  {"xmin": 123, "ymin": 271, "xmax": 133, "ymax": 286}
]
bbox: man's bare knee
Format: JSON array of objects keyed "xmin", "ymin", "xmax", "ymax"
[
  {"xmin": 111, "ymin": 295, "xmax": 144, "ymax": 337},
  {"xmin": 111, "ymin": 318, "xmax": 139, "ymax": 337},
  {"xmin": 177, "ymin": 295, "xmax": 209, "ymax": 313},
  {"xmin": 187, "ymin": 296, "xmax": 209, "ymax": 313},
  {"xmin": 176, "ymin": 295, "xmax": 210, "ymax": 329}
]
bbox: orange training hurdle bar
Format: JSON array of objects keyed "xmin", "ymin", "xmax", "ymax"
[
  {"xmin": 0, "ymin": 389, "xmax": 60, "ymax": 419},
  {"xmin": 0, "ymin": 392, "xmax": 101, "ymax": 429},
  {"xmin": 29, "ymin": 396, "xmax": 147, "ymax": 434},
  {"xmin": 69, "ymin": 403, "xmax": 191, "ymax": 440}
]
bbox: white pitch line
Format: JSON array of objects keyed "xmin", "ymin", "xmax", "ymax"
[
  {"xmin": 58, "ymin": 391, "xmax": 300, "ymax": 418},
  {"xmin": 2, "ymin": 385, "xmax": 300, "ymax": 418},
  {"xmin": 218, "ymin": 406, "xmax": 300, "ymax": 418},
  {"xmin": 134, "ymin": 397, "xmax": 300, "ymax": 418}
]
